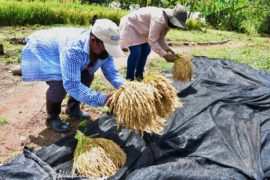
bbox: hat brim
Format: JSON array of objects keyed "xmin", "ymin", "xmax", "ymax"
[
  {"xmin": 170, "ymin": 17, "xmax": 187, "ymax": 29},
  {"xmin": 164, "ymin": 9, "xmax": 187, "ymax": 29},
  {"xmin": 104, "ymin": 43, "xmax": 124, "ymax": 57}
]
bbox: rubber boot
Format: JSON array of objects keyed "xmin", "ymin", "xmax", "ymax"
[
  {"xmin": 65, "ymin": 97, "xmax": 90, "ymax": 120},
  {"xmin": 46, "ymin": 100, "xmax": 70, "ymax": 133}
]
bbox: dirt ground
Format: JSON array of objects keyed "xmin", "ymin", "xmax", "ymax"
[{"xmin": 0, "ymin": 36, "xmax": 246, "ymax": 164}]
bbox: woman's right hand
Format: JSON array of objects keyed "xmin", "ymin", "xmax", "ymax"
[{"xmin": 163, "ymin": 53, "xmax": 176, "ymax": 62}]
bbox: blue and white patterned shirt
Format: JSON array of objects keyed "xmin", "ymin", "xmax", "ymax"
[{"xmin": 21, "ymin": 27, "xmax": 124, "ymax": 107}]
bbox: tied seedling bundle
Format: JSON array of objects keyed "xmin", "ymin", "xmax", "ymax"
[
  {"xmin": 173, "ymin": 54, "xmax": 193, "ymax": 82},
  {"xmin": 72, "ymin": 131, "xmax": 126, "ymax": 178},
  {"xmin": 143, "ymin": 74, "xmax": 182, "ymax": 118},
  {"xmin": 107, "ymin": 81, "xmax": 166, "ymax": 135}
]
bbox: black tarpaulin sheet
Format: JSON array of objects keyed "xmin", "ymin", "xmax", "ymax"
[{"xmin": 0, "ymin": 56, "xmax": 270, "ymax": 180}]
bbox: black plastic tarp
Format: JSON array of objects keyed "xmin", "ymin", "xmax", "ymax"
[{"xmin": 0, "ymin": 56, "xmax": 270, "ymax": 180}]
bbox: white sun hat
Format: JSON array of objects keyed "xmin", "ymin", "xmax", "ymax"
[{"xmin": 92, "ymin": 19, "xmax": 123, "ymax": 57}]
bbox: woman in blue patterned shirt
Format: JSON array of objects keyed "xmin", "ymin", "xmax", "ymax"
[{"xmin": 21, "ymin": 19, "xmax": 124, "ymax": 133}]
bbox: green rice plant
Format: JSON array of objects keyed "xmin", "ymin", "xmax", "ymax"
[{"xmin": 0, "ymin": 0, "xmax": 127, "ymax": 26}]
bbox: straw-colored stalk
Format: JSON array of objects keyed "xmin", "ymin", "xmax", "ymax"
[
  {"xmin": 144, "ymin": 75, "xmax": 182, "ymax": 118},
  {"xmin": 173, "ymin": 54, "xmax": 193, "ymax": 82},
  {"xmin": 72, "ymin": 131, "xmax": 126, "ymax": 178},
  {"xmin": 107, "ymin": 81, "xmax": 166, "ymax": 135}
]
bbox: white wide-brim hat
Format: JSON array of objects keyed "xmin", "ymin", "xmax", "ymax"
[{"xmin": 164, "ymin": 4, "xmax": 188, "ymax": 29}]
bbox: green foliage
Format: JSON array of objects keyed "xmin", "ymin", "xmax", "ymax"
[
  {"xmin": 188, "ymin": 0, "xmax": 270, "ymax": 35},
  {"xmin": 186, "ymin": 19, "xmax": 207, "ymax": 31},
  {"xmin": 79, "ymin": 119, "xmax": 88, "ymax": 127},
  {"xmin": 240, "ymin": 19, "xmax": 259, "ymax": 36},
  {"xmin": 0, "ymin": 0, "xmax": 127, "ymax": 26},
  {"xmin": 259, "ymin": 13, "xmax": 270, "ymax": 34},
  {"xmin": 0, "ymin": 117, "xmax": 8, "ymax": 126}
]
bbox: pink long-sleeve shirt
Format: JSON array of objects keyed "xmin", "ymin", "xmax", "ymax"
[{"xmin": 119, "ymin": 7, "xmax": 171, "ymax": 57}]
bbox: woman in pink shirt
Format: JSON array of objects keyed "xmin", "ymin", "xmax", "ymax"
[{"xmin": 120, "ymin": 4, "xmax": 188, "ymax": 80}]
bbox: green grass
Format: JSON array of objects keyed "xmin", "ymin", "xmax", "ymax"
[
  {"xmin": 0, "ymin": 117, "xmax": 8, "ymax": 126},
  {"xmin": 191, "ymin": 45, "xmax": 270, "ymax": 71},
  {"xmin": 0, "ymin": 40, "xmax": 22, "ymax": 64},
  {"xmin": 91, "ymin": 75, "xmax": 114, "ymax": 93},
  {"xmin": 147, "ymin": 56, "xmax": 173, "ymax": 73},
  {"xmin": 167, "ymin": 29, "xmax": 250, "ymax": 43}
]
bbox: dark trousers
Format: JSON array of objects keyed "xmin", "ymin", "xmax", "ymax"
[
  {"xmin": 126, "ymin": 43, "xmax": 151, "ymax": 80},
  {"xmin": 46, "ymin": 69, "xmax": 94, "ymax": 103}
]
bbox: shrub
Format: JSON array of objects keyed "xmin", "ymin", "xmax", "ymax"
[{"xmin": 186, "ymin": 19, "xmax": 207, "ymax": 31}]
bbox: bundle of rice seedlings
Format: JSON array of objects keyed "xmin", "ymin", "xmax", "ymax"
[
  {"xmin": 107, "ymin": 81, "xmax": 166, "ymax": 135},
  {"xmin": 173, "ymin": 54, "xmax": 193, "ymax": 82},
  {"xmin": 143, "ymin": 75, "xmax": 182, "ymax": 118},
  {"xmin": 72, "ymin": 131, "xmax": 126, "ymax": 178}
]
